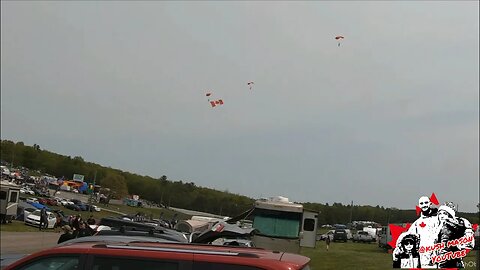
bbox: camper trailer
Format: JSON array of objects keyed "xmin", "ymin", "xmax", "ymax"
[
  {"xmin": 248, "ymin": 196, "xmax": 318, "ymax": 253},
  {"xmin": 1, "ymin": 181, "xmax": 20, "ymax": 223}
]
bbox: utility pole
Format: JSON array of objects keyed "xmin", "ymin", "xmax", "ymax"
[
  {"xmin": 88, "ymin": 170, "xmax": 97, "ymax": 212},
  {"xmin": 349, "ymin": 200, "xmax": 354, "ymax": 224}
]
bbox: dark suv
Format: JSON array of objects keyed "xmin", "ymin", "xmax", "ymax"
[
  {"xmin": 5, "ymin": 240, "xmax": 311, "ymax": 270},
  {"xmin": 333, "ymin": 229, "xmax": 348, "ymax": 242}
]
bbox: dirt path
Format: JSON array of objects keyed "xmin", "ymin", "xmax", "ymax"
[{"xmin": 0, "ymin": 231, "xmax": 59, "ymax": 254}]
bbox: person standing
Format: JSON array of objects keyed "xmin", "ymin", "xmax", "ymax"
[
  {"xmin": 39, "ymin": 208, "xmax": 47, "ymax": 231},
  {"xmin": 326, "ymin": 235, "xmax": 331, "ymax": 251},
  {"xmin": 54, "ymin": 213, "xmax": 62, "ymax": 233}
]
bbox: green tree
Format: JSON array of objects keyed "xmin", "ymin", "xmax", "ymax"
[{"xmin": 100, "ymin": 173, "xmax": 129, "ymax": 198}]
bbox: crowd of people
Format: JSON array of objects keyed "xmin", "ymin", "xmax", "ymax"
[{"xmin": 56, "ymin": 214, "xmax": 97, "ymax": 244}]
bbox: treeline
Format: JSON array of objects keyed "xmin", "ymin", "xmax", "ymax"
[
  {"xmin": 1, "ymin": 140, "xmax": 478, "ymax": 225},
  {"xmin": 0, "ymin": 140, "xmax": 254, "ymax": 217}
]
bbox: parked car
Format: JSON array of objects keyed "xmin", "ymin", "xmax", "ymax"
[
  {"xmin": 5, "ymin": 239, "xmax": 311, "ymax": 270},
  {"xmin": 24, "ymin": 210, "xmax": 56, "ymax": 229},
  {"xmin": 352, "ymin": 231, "xmax": 375, "ymax": 243},
  {"xmin": 70, "ymin": 199, "xmax": 82, "ymax": 205},
  {"xmin": 65, "ymin": 203, "xmax": 81, "ymax": 211},
  {"xmin": 60, "ymin": 199, "xmax": 71, "ymax": 206},
  {"xmin": 26, "ymin": 197, "xmax": 38, "ymax": 204},
  {"xmin": 19, "ymin": 188, "xmax": 35, "ymax": 195},
  {"xmin": 45, "ymin": 198, "xmax": 58, "ymax": 206},
  {"xmin": 333, "ymin": 229, "xmax": 348, "ymax": 242},
  {"xmin": 32, "ymin": 189, "xmax": 49, "ymax": 197},
  {"xmin": 75, "ymin": 202, "xmax": 88, "ymax": 211},
  {"xmin": 344, "ymin": 229, "xmax": 353, "ymax": 240},
  {"xmin": 85, "ymin": 204, "xmax": 101, "ymax": 212},
  {"xmin": 37, "ymin": 198, "xmax": 48, "ymax": 205},
  {"xmin": 20, "ymin": 207, "xmax": 36, "ymax": 221}
]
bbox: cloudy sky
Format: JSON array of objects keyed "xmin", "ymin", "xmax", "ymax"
[{"xmin": 1, "ymin": 1, "xmax": 478, "ymax": 212}]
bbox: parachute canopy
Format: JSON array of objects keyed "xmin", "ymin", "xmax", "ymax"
[
  {"xmin": 210, "ymin": 99, "xmax": 224, "ymax": 108},
  {"xmin": 335, "ymin": 35, "xmax": 345, "ymax": 46}
]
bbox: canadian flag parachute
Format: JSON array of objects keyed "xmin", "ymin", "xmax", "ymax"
[{"xmin": 210, "ymin": 99, "xmax": 224, "ymax": 108}]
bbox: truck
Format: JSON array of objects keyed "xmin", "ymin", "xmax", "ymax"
[
  {"xmin": 352, "ymin": 231, "xmax": 375, "ymax": 243},
  {"xmin": 0, "ymin": 181, "xmax": 20, "ymax": 223},
  {"xmin": 229, "ymin": 196, "xmax": 318, "ymax": 254}
]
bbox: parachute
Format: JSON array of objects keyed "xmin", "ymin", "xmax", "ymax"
[
  {"xmin": 335, "ymin": 35, "xmax": 344, "ymax": 47},
  {"xmin": 205, "ymin": 91, "xmax": 224, "ymax": 108},
  {"xmin": 210, "ymin": 99, "xmax": 224, "ymax": 108},
  {"xmin": 247, "ymin": 81, "xmax": 254, "ymax": 90}
]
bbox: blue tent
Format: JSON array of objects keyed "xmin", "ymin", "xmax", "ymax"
[
  {"xmin": 79, "ymin": 182, "xmax": 88, "ymax": 193},
  {"xmin": 28, "ymin": 202, "xmax": 50, "ymax": 211}
]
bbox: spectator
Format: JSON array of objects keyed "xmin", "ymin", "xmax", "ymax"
[
  {"xmin": 57, "ymin": 225, "xmax": 75, "ymax": 244},
  {"xmin": 326, "ymin": 235, "xmax": 331, "ymax": 251},
  {"xmin": 75, "ymin": 221, "xmax": 93, "ymax": 238},
  {"xmin": 54, "ymin": 213, "xmax": 63, "ymax": 233},
  {"xmin": 39, "ymin": 208, "xmax": 48, "ymax": 231},
  {"xmin": 72, "ymin": 214, "xmax": 82, "ymax": 230},
  {"xmin": 87, "ymin": 215, "xmax": 96, "ymax": 226}
]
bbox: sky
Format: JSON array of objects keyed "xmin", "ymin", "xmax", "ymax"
[{"xmin": 1, "ymin": 1, "xmax": 479, "ymax": 212}]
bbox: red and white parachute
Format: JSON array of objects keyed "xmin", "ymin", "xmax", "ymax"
[
  {"xmin": 210, "ymin": 99, "xmax": 224, "ymax": 108},
  {"xmin": 205, "ymin": 91, "xmax": 224, "ymax": 108},
  {"xmin": 335, "ymin": 35, "xmax": 344, "ymax": 47}
]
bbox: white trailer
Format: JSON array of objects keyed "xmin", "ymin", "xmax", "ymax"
[
  {"xmin": 0, "ymin": 181, "xmax": 21, "ymax": 223},
  {"xmin": 250, "ymin": 196, "xmax": 318, "ymax": 253}
]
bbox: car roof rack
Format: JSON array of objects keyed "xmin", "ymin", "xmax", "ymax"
[{"xmin": 95, "ymin": 244, "xmax": 260, "ymax": 258}]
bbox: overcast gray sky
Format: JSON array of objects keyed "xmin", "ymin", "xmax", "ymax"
[{"xmin": 1, "ymin": 1, "xmax": 478, "ymax": 212}]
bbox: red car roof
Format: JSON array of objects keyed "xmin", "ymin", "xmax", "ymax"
[{"xmin": 6, "ymin": 241, "xmax": 310, "ymax": 270}]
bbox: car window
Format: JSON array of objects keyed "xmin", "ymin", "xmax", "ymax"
[
  {"xmin": 193, "ymin": 262, "xmax": 263, "ymax": 270},
  {"xmin": 92, "ymin": 257, "xmax": 179, "ymax": 270},
  {"xmin": 16, "ymin": 255, "xmax": 80, "ymax": 270}
]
